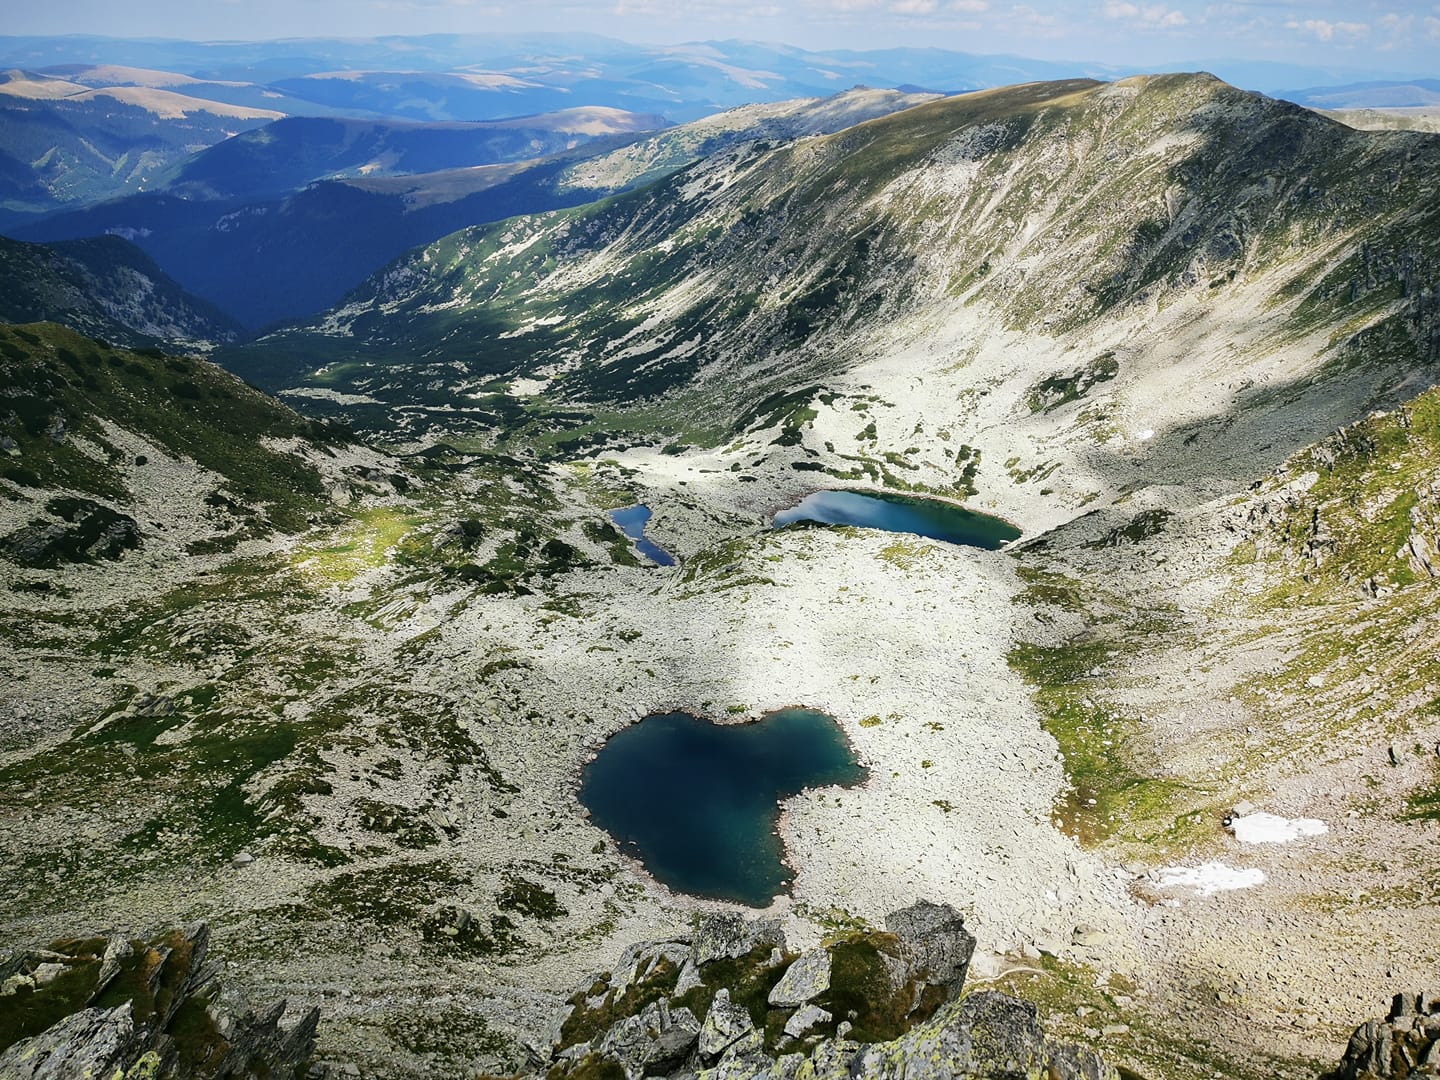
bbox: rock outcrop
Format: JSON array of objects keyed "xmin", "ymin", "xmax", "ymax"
[
  {"xmin": 1322, "ymin": 992, "xmax": 1440, "ymax": 1080},
  {"xmin": 538, "ymin": 901, "xmax": 1115, "ymax": 1080},
  {"xmin": 0, "ymin": 924, "xmax": 318, "ymax": 1079}
]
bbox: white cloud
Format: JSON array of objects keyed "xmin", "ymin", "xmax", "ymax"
[
  {"xmin": 1103, "ymin": 0, "xmax": 1188, "ymax": 27},
  {"xmin": 1285, "ymin": 17, "xmax": 1370, "ymax": 41},
  {"xmin": 948, "ymin": 0, "xmax": 989, "ymax": 11},
  {"xmin": 1426, "ymin": 14, "xmax": 1440, "ymax": 37},
  {"xmin": 890, "ymin": 0, "xmax": 939, "ymax": 13}
]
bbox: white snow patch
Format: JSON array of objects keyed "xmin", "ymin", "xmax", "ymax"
[
  {"xmin": 506, "ymin": 378, "xmax": 550, "ymax": 397},
  {"xmin": 1153, "ymin": 862, "xmax": 1266, "ymax": 897},
  {"xmin": 280, "ymin": 387, "xmax": 382, "ymax": 406},
  {"xmin": 1228, "ymin": 812, "xmax": 1328, "ymax": 845}
]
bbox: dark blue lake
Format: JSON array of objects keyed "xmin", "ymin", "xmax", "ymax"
[
  {"xmin": 579, "ymin": 708, "xmax": 867, "ymax": 907},
  {"xmin": 610, "ymin": 505, "xmax": 676, "ymax": 566},
  {"xmin": 773, "ymin": 489, "xmax": 1020, "ymax": 549}
]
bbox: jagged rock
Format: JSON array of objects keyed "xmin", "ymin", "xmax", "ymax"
[
  {"xmin": 699, "ymin": 989, "xmax": 755, "ymax": 1059},
  {"xmin": 612, "ymin": 940, "xmax": 692, "ymax": 995},
  {"xmin": 2, "ymin": 498, "xmax": 141, "ymax": 568},
  {"xmin": 783, "ymin": 1004, "xmax": 832, "ymax": 1039},
  {"xmin": 768, "ymin": 949, "xmax": 831, "ymax": 1007},
  {"xmin": 0, "ymin": 923, "xmax": 318, "ymax": 1080},
  {"xmin": 693, "ymin": 912, "xmax": 786, "ymax": 964},
  {"xmin": 848, "ymin": 991, "xmax": 1117, "ymax": 1080},
  {"xmin": 885, "ymin": 901, "xmax": 976, "ymax": 991},
  {"xmin": 1322, "ymin": 991, "xmax": 1440, "ymax": 1079},
  {"xmin": 674, "ymin": 958, "xmax": 704, "ymax": 997},
  {"xmin": 0, "ymin": 1003, "xmax": 142, "ymax": 1079},
  {"xmin": 599, "ymin": 1000, "xmax": 700, "ymax": 1079},
  {"xmin": 540, "ymin": 904, "xmax": 1113, "ymax": 1080}
]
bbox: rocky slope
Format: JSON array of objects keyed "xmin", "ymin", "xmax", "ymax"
[
  {"xmin": 0, "ymin": 235, "xmax": 243, "ymax": 347},
  {"xmin": 242, "ymin": 72, "xmax": 1439, "ymax": 485},
  {"xmin": 531, "ymin": 901, "xmax": 1117, "ymax": 1080}
]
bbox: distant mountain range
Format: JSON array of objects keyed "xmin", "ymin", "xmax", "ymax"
[
  {"xmin": 1, "ymin": 33, "xmax": 1432, "ymax": 121},
  {"xmin": 10, "ymin": 88, "xmax": 934, "ymax": 329},
  {"xmin": 1280, "ymin": 78, "xmax": 1440, "ymax": 110}
]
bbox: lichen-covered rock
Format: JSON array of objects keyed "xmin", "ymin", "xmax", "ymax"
[
  {"xmin": 884, "ymin": 901, "xmax": 976, "ymax": 993},
  {"xmin": 0, "ymin": 1003, "xmax": 141, "ymax": 1079},
  {"xmin": 699, "ymin": 989, "xmax": 756, "ymax": 1060},
  {"xmin": 783, "ymin": 1005, "xmax": 832, "ymax": 1039},
  {"xmin": 767, "ymin": 949, "xmax": 831, "ymax": 1007},
  {"xmin": 1322, "ymin": 991, "xmax": 1440, "ymax": 1080},
  {"xmin": 0, "ymin": 924, "xmax": 318, "ymax": 1080},
  {"xmin": 599, "ymin": 1000, "xmax": 700, "ymax": 1079},
  {"xmin": 847, "ymin": 991, "xmax": 1117, "ymax": 1080},
  {"xmin": 537, "ymin": 903, "xmax": 1113, "ymax": 1080},
  {"xmin": 693, "ymin": 913, "xmax": 786, "ymax": 964}
]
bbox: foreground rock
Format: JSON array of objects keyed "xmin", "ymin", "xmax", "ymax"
[
  {"xmin": 1322, "ymin": 992, "xmax": 1440, "ymax": 1079},
  {"xmin": 537, "ymin": 901, "xmax": 1115, "ymax": 1080},
  {"xmin": 0, "ymin": 923, "xmax": 318, "ymax": 1079}
]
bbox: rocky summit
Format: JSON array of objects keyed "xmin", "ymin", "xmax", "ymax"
[{"xmin": 536, "ymin": 902, "xmax": 1113, "ymax": 1080}]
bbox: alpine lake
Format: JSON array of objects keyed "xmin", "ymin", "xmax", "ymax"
[{"xmin": 578, "ymin": 490, "xmax": 1023, "ymax": 906}]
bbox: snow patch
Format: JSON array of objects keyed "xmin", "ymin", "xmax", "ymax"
[
  {"xmin": 1153, "ymin": 862, "xmax": 1266, "ymax": 897},
  {"xmin": 1228, "ymin": 812, "xmax": 1327, "ymax": 845}
]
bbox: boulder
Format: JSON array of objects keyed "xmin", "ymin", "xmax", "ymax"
[
  {"xmin": 694, "ymin": 912, "xmax": 786, "ymax": 964},
  {"xmin": 1322, "ymin": 991, "xmax": 1440, "ymax": 1080},
  {"xmin": 0, "ymin": 1004, "xmax": 141, "ymax": 1080},
  {"xmin": 784, "ymin": 1004, "xmax": 832, "ymax": 1039},
  {"xmin": 884, "ymin": 901, "xmax": 976, "ymax": 991},
  {"xmin": 849, "ymin": 991, "xmax": 1117, "ymax": 1080},
  {"xmin": 599, "ymin": 1000, "xmax": 700, "ymax": 1079},
  {"xmin": 699, "ymin": 989, "xmax": 756, "ymax": 1060},
  {"xmin": 768, "ymin": 949, "xmax": 831, "ymax": 1007},
  {"xmin": 674, "ymin": 958, "xmax": 704, "ymax": 997}
]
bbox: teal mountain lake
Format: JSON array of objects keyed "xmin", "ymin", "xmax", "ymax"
[
  {"xmin": 773, "ymin": 489, "xmax": 1020, "ymax": 549},
  {"xmin": 579, "ymin": 709, "xmax": 867, "ymax": 907},
  {"xmin": 609, "ymin": 505, "xmax": 677, "ymax": 566}
]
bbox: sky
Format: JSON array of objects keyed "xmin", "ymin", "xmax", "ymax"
[{"xmin": 7, "ymin": 0, "xmax": 1439, "ymax": 77}]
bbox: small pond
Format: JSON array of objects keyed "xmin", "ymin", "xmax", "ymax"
[
  {"xmin": 609, "ymin": 505, "xmax": 677, "ymax": 566},
  {"xmin": 773, "ymin": 489, "xmax": 1020, "ymax": 549},
  {"xmin": 579, "ymin": 708, "xmax": 867, "ymax": 907}
]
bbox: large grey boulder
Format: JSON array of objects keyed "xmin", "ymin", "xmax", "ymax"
[
  {"xmin": 885, "ymin": 901, "xmax": 976, "ymax": 992},
  {"xmin": 699, "ymin": 989, "xmax": 756, "ymax": 1060},
  {"xmin": 783, "ymin": 1004, "xmax": 832, "ymax": 1039},
  {"xmin": 1322, "ymin": 990, "xmax": 1440, "ymax": 1080},
  {"xmin": 694, "ymin": 913, "xmax": 786, "ymax": 964},
  {"xmin": 768, "ymin": 949, "xmax": 831, "ymax": 1008},
  {"xmin": 0, "ymin": 1004, "xmax": 140, "ymax": 1080}
]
